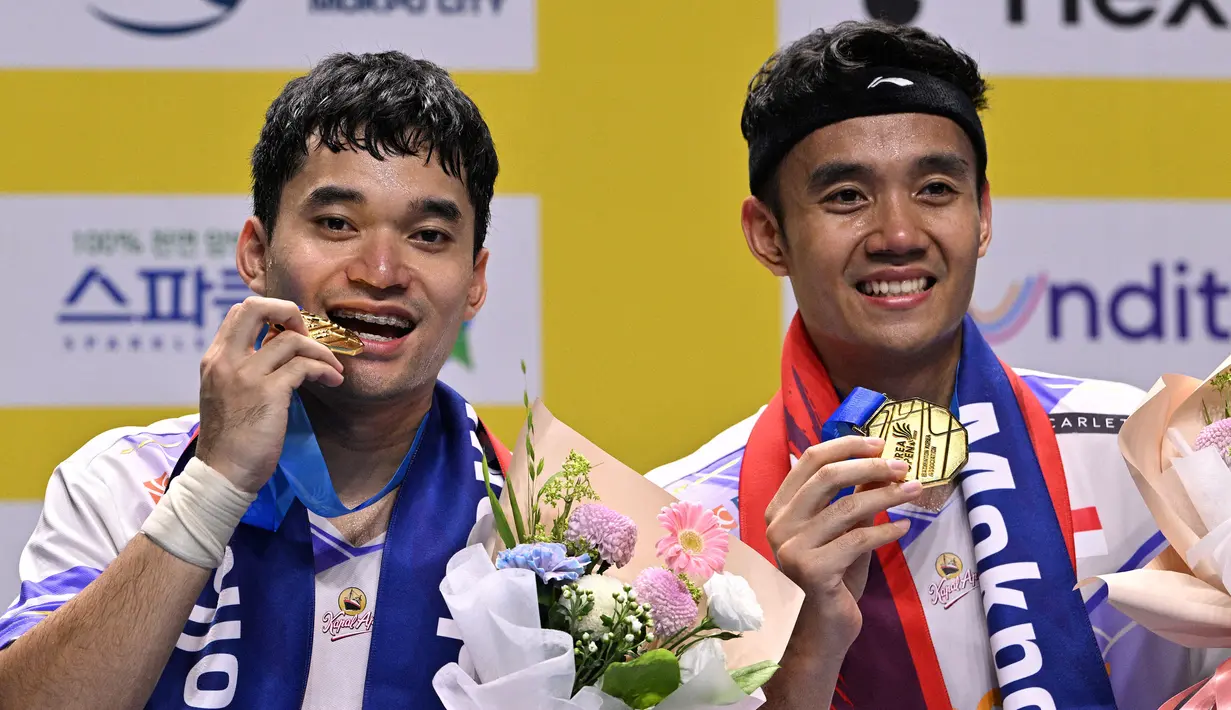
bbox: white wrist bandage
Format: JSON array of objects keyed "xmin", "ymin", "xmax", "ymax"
[{"xmin": 140, "ymin": 457, "xmax": 258, "ymax": 569}]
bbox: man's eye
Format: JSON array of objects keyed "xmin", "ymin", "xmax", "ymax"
[
  {"xmin": 922, "ymin": 183, "xmax": 955, "ymax": 196},
  {"xmin": 321, "ymin": 217, "xmax": 350, "ymax": 231}
]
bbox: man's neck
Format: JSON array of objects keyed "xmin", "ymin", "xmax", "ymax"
[
  {"xmin": 809, "ymin": 327, "xmax": 963, "ymax": 408},
  {"xmin": 298, "ymin": 386, "xmax": 434, "ymax": 507}
]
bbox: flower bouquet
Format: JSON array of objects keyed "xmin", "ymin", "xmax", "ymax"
[
  {"xmin": 1082, "ymin": 354, "xmax": 1231, "ymax": 708},
  {"xmin": 432, "ymin": 396, "xmax": 804, "ymax": 710}
]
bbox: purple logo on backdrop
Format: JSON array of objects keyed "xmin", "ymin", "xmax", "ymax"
[
  {"xmin": 970, "ymin": 262, "xmax": 1231, "ymax": 345},
  {"xmin": 90, "ymin": 0, "xmax": 243, "ymax": 37}
]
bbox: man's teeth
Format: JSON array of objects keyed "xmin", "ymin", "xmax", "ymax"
[
  {"xmin": 360, "ymin": 333, "xmax": 396, "ymax": 342},
  {"xmin": 331, "ymin": 310, "xmax": 411, "ymax": 328},
  {"xmin": 858, "ymin": 278, "xmax": 930, "ymax": 296}
]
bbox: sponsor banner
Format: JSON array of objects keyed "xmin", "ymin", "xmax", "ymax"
[
  {"xmin": 0, "ymin": 195, "xmax": 540, "ymax": 407},
  {"xmin": 779, "ymin": 0, "xmax": 1231, "ymax": 78},
  {"xmin": 0, "ymin": 0, "xmax": 534, "ymax": 70},
  {"xmin": 782, "ymin": 199, "xmax": 1231, "ymax": 389}
]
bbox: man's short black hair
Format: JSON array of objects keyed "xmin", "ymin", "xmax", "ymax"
[
  {"xmin": 252, "ymin": 51, "xmax": 499, "ymax": 256},
  {"xmin": 742, "ymin": 20, "xmax": 989, "ymax": 211}
]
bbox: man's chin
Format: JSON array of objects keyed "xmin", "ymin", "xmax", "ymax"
[
  {"xmin": 850, "ymin": 320, "xmax": 961, "ymax": 358},
  {"xmin": 301, "ymin": 371, "xmax": 429, "ymax": 405}
]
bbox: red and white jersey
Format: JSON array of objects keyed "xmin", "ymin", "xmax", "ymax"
[{"xmin": 648, "ymin": 369, "xmax": 1228, "ymax": 710}]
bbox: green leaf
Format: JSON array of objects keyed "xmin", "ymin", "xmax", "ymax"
[
  {"xmin": 503, "ymin": 459, "xmax": 527, "ymax": 544},
  {"xmin": 729, "ymin": 661, "xmax": 780, "ymax": 696},
  {"xmin": 600, "ymin": 649, "xmax": 681, "ymax": 710},
  {"xmin": 521, "ymin": 359, "xmax": 527, "ymax": 375},
  {"xmin": 537, "ymin": 459, "xmax": 545, "ymax": 476},
  {"xmin": 524, "ymin": 391, "xmax": 529, "ymax": 408},
  {"xmin": 674, "ymin": 631, "xmax": 742, "ymax": 659},
  {"xmin": 482, "ymin": 457, "xmax": 516, "ymax": 550}
]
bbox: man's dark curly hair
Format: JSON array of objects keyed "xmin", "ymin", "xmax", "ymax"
[{"xmin": 251, "ymin": 51, "xmax": 498, "ymax": 257}]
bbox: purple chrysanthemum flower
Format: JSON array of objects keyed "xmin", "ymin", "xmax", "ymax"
[
  {"xmin": 1196, "ymin": 418, "xmax": 1231, "ymax": 466},
  {"xmin": 496, "ymin": 542, "xmax": 590, "ymax": 584},
  {"xmin": 633, "ymin": 567, "xmax": 699, "ymax": 638},
  {"xmin": 567, "ymin": 503, "xmax": 638, "ymax": 568}
]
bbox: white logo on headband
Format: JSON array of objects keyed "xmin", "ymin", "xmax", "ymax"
[{"xmin": 867, "ymin": 76, "xmax": 914, "ymax": 89}]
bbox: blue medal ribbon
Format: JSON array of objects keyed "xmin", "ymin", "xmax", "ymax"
[
  {"xmin": 240, "ymin": 325, "xmax": 426, "ymax": 530},
  {"xmin": 821, "ymin": 387, "xmax": 887, "ymax": 441}
]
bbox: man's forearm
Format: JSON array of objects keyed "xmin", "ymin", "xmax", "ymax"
[
  {"xmin": 763, "ymin": 638, "xmax": 846, "ymax": 709},
  {"xmin": 762, "ymin": 605, "xmax": 854, "ymax": 710},
  {"xmin": 0, "ymin": 534, "xmax": 211, "ymax": 710}
]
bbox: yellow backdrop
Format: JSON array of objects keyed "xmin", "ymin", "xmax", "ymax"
[{"xmin": 2, "ymin": 1, "xmax": 1217, "ymax": 501}]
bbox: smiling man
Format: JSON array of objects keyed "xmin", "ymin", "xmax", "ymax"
[
  {"xmin": 649, "ymin": 20, "xmax": 1222, "ymax": 710},
  {"xmin": 0, "ymin": 52, "xmax": 506, "ymax": 709}
]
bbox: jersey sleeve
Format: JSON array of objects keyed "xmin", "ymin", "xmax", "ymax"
[
  {"xmin": 0, "ymin": 421, "xmax": 195, "ymax": 649},
  {"xmin": 645, "ymin": 410, "xmax": 764, "ymax": 540}
]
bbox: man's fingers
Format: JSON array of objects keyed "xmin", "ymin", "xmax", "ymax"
[
  {"xmin": 271, "ymin": 356, "xmax": 345, "ymax": 390},
  {"xmin": 767, "ymin": 436, "xmax": 886, "ymax": 521},
  {"xmin": 809, "ymin": 519, "xmax": 911, "ymax": 578},
  {"xmin": 795, "ymin": 482, "xmax": 922, "ymax": 550},
  {"xmin": 246, "ymin": 330, "xmax": 344, "ymax": 377},
  {"xmin": 215, "ymin": 296, "xmax": 308, "ymax": 358},
  {"xmin": 780, "ymin": 456, "xmax": 911, "ymax": 522}
]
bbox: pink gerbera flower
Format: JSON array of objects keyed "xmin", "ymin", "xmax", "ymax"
[{"xmin": 655, "ymin": 500, "xmax": 728, "ymax": 581}]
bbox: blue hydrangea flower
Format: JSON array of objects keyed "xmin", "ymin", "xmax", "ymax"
[{"xmin": 496, "ymin": 542, "xmax": 590, "ymax": 584}]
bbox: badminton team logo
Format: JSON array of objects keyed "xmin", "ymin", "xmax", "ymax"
[{"xmin": 970, "ymin": 274, "xmax": 1050, "ymax": 345}]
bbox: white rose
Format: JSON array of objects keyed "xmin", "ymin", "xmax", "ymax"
[
  {"xmin": 678, "ymin": 637, "xmax": 726, "ymax": 684},
  {"xmin": 703, "ymin": 572, "xmax": 763, "ymax": 632}
]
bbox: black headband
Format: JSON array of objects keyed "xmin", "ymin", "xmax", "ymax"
[{"xmin": 747, "ymin": 67, "xmax": 987, "ymax": 194}]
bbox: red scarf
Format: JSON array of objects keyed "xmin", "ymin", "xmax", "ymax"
[{"xmin": 740, "ymin": 314, "xmax": 1076, "ymax": 709}]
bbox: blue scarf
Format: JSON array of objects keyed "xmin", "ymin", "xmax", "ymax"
[
  {"xmin": 952, "ymin": 322, "xmax": 1114, "ymax": 708},
  {"xmin": 147, "ymin": 381, "xmax": 496, "ymax": 709}
]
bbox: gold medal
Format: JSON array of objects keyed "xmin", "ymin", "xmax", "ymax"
[
  {"xmin": 857, "ymin": 398, "xmax": 968, "ymax": 487},
  {"xmin": 272, "ymin": 311, "xmax": 365, "ymax": 356}
]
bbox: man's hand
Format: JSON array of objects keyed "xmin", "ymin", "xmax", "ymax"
[
  {"xmin": 765, "ymin": 436, "xmax": 922, "ymax": 653},
  {"xmin": 195, "ymin": 297, "xmax": 345, "ymax": 494}
]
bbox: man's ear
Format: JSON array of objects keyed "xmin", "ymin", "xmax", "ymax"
[
  {"xmin": 741, "ymin": 196, "xmax": 790, "ymax": 277},
  {"xmin": 977, "ymin": 181, "xmax": 993, "ymax": 258},
  {"xmin": 237, "ymin": 216, "xmax": 270, "ymax": 295},
  {"xmin": 465, "ymin": 248, "xmax": 489, "ymax": 321}
]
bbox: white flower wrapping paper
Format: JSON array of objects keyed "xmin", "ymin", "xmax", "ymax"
[
  {"xmin": 431, "ymin": 401, "xmax": 803, "ymax": 709},
  {"xmin": 1082, "ymin": 357, "xmax": 1231, "ymax": 649},
  {"xmin": 431, "ymin": 544, "xmax": 767, "ymax": 710}
]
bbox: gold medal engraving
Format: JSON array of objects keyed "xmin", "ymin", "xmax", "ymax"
[
  {"xmin": 858, "ymin": 399, "xmax": 968, "ymax": 487},
  {"xmin": 272, "ymin": 311, "xmax": 364, "ymax": 356}
]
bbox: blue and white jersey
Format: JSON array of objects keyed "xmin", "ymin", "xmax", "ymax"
[{"xmin": 1, "ymin": 415, "xmax": 427, "ymax": 709}]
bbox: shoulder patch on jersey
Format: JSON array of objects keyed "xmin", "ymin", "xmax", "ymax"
[
  {"xmin": 1013, "ymin": 367, "xmax": 1146, "ymax": 433},
  {"xmin": 53, "ymin": 414, "xmax": 201, "ymax": 500},
  {"xmin": 644, "ymin": 408, "xmax": 764, "ymax": 487},
  {"xmin": 1049, "ymin": 412, "xmax": 1129, "ymax": 435}
]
